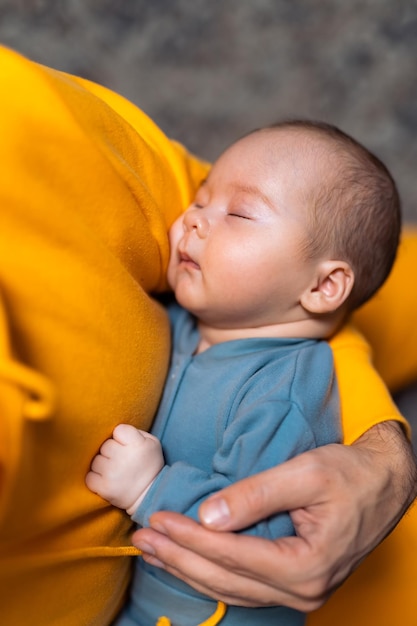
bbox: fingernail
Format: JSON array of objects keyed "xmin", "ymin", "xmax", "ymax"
[
  {"xmin": 135, "ymin": 541, "xmax": 155, "ymax": 556},
  {"xmin": 142, "ymin": 554, "xmax": 165, "ymax": 569},
  {"xmin": 149, "ymin": 520, "xmax": 168, "ymax": 535},
  {"xmin": 200, "ymin": 497, "xmax": 231, "ymax": 528}
]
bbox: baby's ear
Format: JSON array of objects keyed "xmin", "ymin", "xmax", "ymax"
[{"xmin": 300, "ymin": 260, "xmax": 355, "ymax": 314}]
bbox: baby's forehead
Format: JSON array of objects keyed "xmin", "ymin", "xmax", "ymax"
[
  {"xmin": 257, "ymin": 126, "xmax": 336, "ymax": 157},
  {"xmin": 209, "ymin": 127, "xmax": 341, "ymax": 206},
  {"xmin": 266, "ymin": 128, "xmax": 343, "ymax": 183},
  {"xmin": 255, "ymin": 127, "xmax": 337, "ymax": 175}
]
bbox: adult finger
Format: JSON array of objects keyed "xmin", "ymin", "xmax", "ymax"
[
  {"xmin": 198, "ymin": 445, "xmax": 340, "ymax": 531},
  {"xmin": 133, "ymin": 513, "xmax": 329, "ymax": 611}
]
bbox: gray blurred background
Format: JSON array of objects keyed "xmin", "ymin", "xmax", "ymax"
[
  {"xmin": 1, "ymin": 0, "xmax": 417, "ymax": 220},
  {"xmin": 0, "ymin": 0, "xmax": 416, "ymax": 444}
]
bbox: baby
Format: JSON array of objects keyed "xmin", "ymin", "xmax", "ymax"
[{"xmin": 86, "ymin": 120, "xmax": 400, "ymax": 626}]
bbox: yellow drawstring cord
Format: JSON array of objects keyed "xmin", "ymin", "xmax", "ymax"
[
  {"xmin": 156, "ymin": 601, "xmax": 227, "ymax": 626},
  {"xmin": 0, "ymin": 357, "xmax": 56, "ymax": 420}
]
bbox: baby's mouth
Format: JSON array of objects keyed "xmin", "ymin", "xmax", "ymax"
[{"xmin": 179, "ymin": 251, "xmax": 200, "ymax": 270}]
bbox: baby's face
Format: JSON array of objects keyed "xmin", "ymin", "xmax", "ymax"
[{"xmin": 168, "ymin": 129, "xmax": 324, "ymax": 329}]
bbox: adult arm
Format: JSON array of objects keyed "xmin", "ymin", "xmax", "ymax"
[{"xmin": 133, "ymin": 420, "xmax": 416, "ymax": 611}]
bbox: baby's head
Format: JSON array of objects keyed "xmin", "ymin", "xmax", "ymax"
[
  {"xmin": 256, "ymin": 120, "xmax": 401, "ymax": 311},
  {"xmin": 168, "ymin": 120, "xmax": 400, "ymax": 336}
]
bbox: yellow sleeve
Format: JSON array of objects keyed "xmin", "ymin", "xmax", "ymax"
[
  {"xmin": 329, "ymin": 324, "xmax": 410, "ymax": 444},
  {"xmin": 329, "ymin": 229, "xmax": 417, "ymax": 444},
  {"xmin": 311, "ymin": 233, "xmax": 417, "ymax": 626},
  {"xmin": 310, "ymin": 238, "xmax": 417, "ymax": 626},
  {"xmin": 0, "ymin": 46, "xmax": 208, "ymax": 626},
  {"xmin": 352, "ymin": 228, "xmax": 417, "ymax": 393}
]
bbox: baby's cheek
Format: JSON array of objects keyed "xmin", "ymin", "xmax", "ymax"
[{"xmin": 166, "ymin": 261, "xmax": 176, "ymax": 290}]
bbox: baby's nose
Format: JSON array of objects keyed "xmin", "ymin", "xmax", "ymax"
[{"xmin": 183, "ymin": 209, "xmax": 210, "ymax": 238}]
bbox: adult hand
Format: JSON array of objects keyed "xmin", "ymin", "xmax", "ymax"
[{"xmin": 132, "ymin": 421, "xmax": 417, "ymax": 612}]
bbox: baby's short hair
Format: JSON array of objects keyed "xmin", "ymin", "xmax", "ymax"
[{"xmin": 259, "ymin": 120, "xmax": 401, "ymax": 311}]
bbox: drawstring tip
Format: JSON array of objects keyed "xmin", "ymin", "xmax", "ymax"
[{"xmin": 156, "ymin": 600, "xmax": 227, "ymax": 626}]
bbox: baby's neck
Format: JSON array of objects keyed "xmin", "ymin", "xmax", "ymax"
[{"xmin": 196, "ymin": 316, "xmax": 343, "ymax": 354}]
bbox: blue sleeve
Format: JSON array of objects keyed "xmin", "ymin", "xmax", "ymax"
[{"xmin": 134, "ymin": 343, "xmax": 341, "ymax": 540}]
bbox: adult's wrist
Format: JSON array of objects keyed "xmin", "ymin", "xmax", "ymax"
[{"xmin": 352, "ymin": 420, "xmax": 417, "ymax": 538}]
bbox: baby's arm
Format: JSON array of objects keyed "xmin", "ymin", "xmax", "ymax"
[{"xmin": 86, "ymin": 424, "xmax": 164, "ymax": 515}]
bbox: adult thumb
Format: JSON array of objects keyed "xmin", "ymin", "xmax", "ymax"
[{"xmin": 199, "ymin": 451, "xmax": 323, "ymax": 531}]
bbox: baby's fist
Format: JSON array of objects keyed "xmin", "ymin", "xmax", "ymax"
[{"xmin": 86, "ymin": 424, "xmax": 164, "ymax": 514}]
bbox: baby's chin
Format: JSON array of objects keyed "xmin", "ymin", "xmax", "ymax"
[
  {"xmin": 174, "ymin": 290, "xmax": 193, "ymax": 310},
  {"xmin": 173, "ymin": 291, "xmax": 204, "ymax": 321}
]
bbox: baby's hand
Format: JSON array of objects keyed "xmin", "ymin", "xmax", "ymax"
[{"xmin": 86, "ymin": 424, "xmax": 164, "ymax": 515}]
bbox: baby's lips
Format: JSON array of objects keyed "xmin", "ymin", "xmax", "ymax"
[{"xmin": 179, "ymin": 249, "xmax": 200, "ymax": 269}]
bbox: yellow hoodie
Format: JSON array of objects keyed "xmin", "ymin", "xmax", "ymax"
[
  {"xmin": 0, "ymin": 46, "xmax": 415, "ymax": 625},
  {"xmin": 0, "ymin": 46, "xmax": 209, "ymax": 625}
]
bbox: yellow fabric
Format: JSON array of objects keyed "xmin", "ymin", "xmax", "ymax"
[
  {"xmin": 196, "ymin": 602, "xmax": 227, "ymax": 625},
  {"xmin": 0, "ymin": 45, "xmax": 416, "ymax": 625},
  {"xmin": 0, "ymin": 46, "xmax": 209, "ymax": 625},
  {"xmin": 353, "ymin": 227, "xmax": 417, "ymax": 393},
  {"xmin": 156, "ymin": 601, "xmax": 227, "ymax": 626},
  {"xmin": 309, "ymin": 230, "xmax": 417, "ymax": 626},
  {"xmin": 330, "ymin": 323, "xmax": 409, "ymax": 445}
]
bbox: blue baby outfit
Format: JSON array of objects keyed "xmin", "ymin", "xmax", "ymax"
[{"xmin": 116, "ymin": 303, "xmax": 342, "ymax": 626}]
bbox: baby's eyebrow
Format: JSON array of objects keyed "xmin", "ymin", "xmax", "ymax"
[
  {"xmin": 194, "ymin": 179, "xmax": 209, "ymax": 200},
  {"xmin": 234, "ymin": 183, "xmax": 275, "ymax": 210}
]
